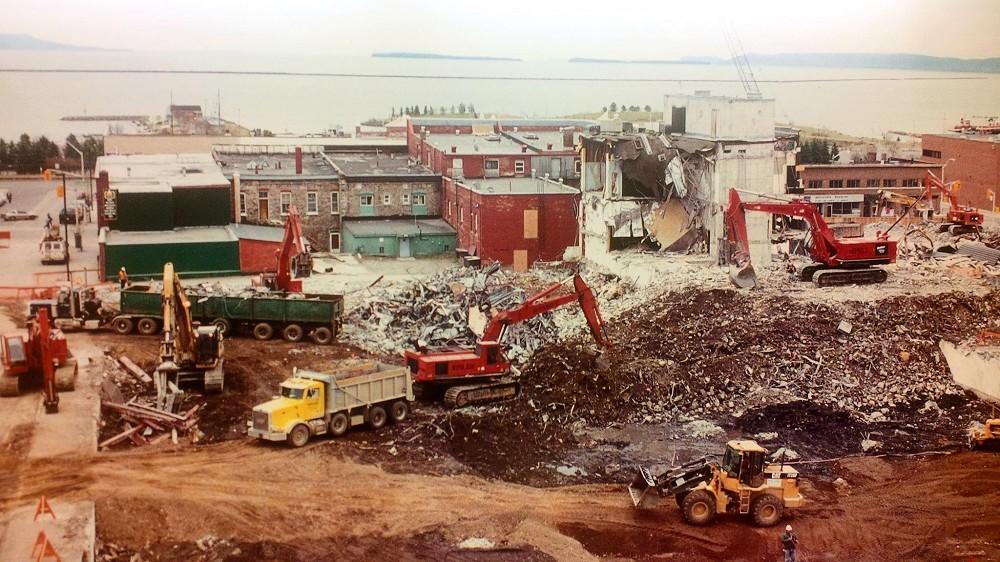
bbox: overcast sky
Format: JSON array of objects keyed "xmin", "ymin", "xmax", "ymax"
[{"xmin": 4, "ymin": 0, "xmax": 1000, "ymax": 59}]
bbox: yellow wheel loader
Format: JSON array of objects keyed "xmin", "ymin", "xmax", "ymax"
[{"xmin": 629, "ymin": 440, "xmax": 804, "ymax": 527}]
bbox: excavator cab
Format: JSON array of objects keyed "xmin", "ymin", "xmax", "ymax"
[{"xmin": 194, "ymin": 326, "xmax": 223, "ymax": 366}]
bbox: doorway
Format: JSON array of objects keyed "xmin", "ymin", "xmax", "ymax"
[
  {"xmin": 399, "ymin": 237, "xmax": 411, "ymax": 258},
  {"xmin": 258, "ymin": 192, "xmax": 269, "ymax": 222},
  {"xmin": 328, "ymin": 231, "xmax": 340, "ymax": 253}
]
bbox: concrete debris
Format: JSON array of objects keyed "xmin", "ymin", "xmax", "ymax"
[
  {"xmin": 837, "ymin": 320, "xmax": 853, "ymax": 335},
  {"xmin": 861, "ymin": 437, "xmax": 882, "ymax": 452},
  {"xmin": 555, "ymin": 465, "xmax": 588, "ymax": 477},
  {"xmin": 833, "ymin": 477, "xmax": 850, "ymax": 490},
  {"xmin": 458, "ymin": 538, "xmax": 496, "ymax": 550},
  {"xmin": 754, "ymin": 432, "xmax": 779, "ymax": 441},
  {"xmin": 918, "ymin": 400, "xmax": 942, "ymax": 415},
  {"xmin": 770, "ymin": 447, "xmax": 800, "ymax": 461},
  {"xmin": 684, "ymin": 420, "xmax": 723, "ymax": 438}
]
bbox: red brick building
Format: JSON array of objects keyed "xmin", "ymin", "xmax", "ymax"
[
  {"xmin": 442, "ymin": 177, "xmax": 579, "ymax": 270},
  {"xmin": 795, "ymin": 162, "xmax": 942, "ymax": 217},
  {"xmin": 921, "ymin": 133, "xmax": 1000, "ymax": 211}
]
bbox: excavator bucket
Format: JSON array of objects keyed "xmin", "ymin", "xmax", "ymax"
[
  {"xmin": 729, "ymin": 262, "xmax": 758, "ymax": 289},
  {"xmin": 628, "ymin": 466, "xmax": 662, "ymax": 509}
]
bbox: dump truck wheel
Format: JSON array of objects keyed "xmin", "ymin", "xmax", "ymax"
[
  {"xmin": 368, "ymin": 406, "xmax": 387, "ymax": 429},
  {"xmin": 288, "ymin": 424, "xmax": 310, "ymax": 448},
  {"xmin": 211, "ymin": 318, "xmax": 231, "ymax": 336},
  {"xmin": 751, "ymin": 494, "xmax": 783, "ymax": 527},
  {"xmin": 682, "ymin": 490, "xmax": 717, "ymax": 526},
  {"xmin": 389, "ymin": 400, "xmax": 409, "ymax": 422},
  {"xmin": 329, "ymin": 413, "xmax": 349, "ymax": 437},
  {"xmin": 311, "ymin": 326, "xmax": 333, "ymax": 345},
  {"xmin": 675, "ymin": 492, "xmax": 689, "ymax": 508},
  {"xmin": 253, "ymin": 322, "xmax": 274, "ymax": 341},
  {"xmin": 137, "ymin": 317, "xmax": 159, "ymax": 335},
  {"xmin": 112, "ymin": 317, "xmax": 134, "ymax": 335},
  {"xmin": 282, "ymin": 323, "xmax": 304, "ymax": 343}
]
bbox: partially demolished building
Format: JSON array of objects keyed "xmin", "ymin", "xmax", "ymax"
[{"xmin": 575, "ymin": 93, "xmax": 798, "ymax": 268}]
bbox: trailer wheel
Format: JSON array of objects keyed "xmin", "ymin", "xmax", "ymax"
[
  {"xmin": 288, "ymin": 424, "xmax": 310, "ymax": 448},
  {"xmin": 211, "ymin": 318, "xmax": 231, "ymax": 336},
  {"xmin": 253, "ymin": 322, "xmax": 274, "ymax": 340},
  {"xmin": 389, "ymin": 400, "xmax": 409, "ymax": 423},
  {"xmin": 329, "ymin": 413, "xmax": 349, "ymax": 437},
  {"xmin": 112, "ymin": 317, "xmax": 134, "ymax": 335},
  {"xmin": 282, "ymin": 323, "xmax": 304, "ymax": 343},
  {"xmin": 368, "ymin": 406, "xmax": 387, "ymax": 429},
  {"xmin": 751, "ymin": 494, "xmax": 783, "ymax": 527},
  {"xmin": 137, "ymin": 317, "xmax": 159, "ymax": 336},
  {"xmin": 682, "ymin": 490, "xmax": 717, "ymax": 526},
  {"xmin": 311, "ymin": 326, "xmax": 333, "ymax": 345}
]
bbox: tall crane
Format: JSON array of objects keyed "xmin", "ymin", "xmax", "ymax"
[
  {"xmin": 259, "ymin": 205, "xmax": 313, "ymax": 293},
  {"xmin": 404, "ymin": 274, "xmax": 610, "ymax": 408},
  {"xmin": 154, "ymin": 263, "xmax": 224, "ymax": 408},
  {"xmin": 723, "ymin": 23, "xmax": 762, "ymax": 100}
]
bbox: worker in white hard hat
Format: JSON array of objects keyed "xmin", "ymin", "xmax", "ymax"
[
  {"xmin": 780, "ymin": 524, "xmax": 799, "ymax": 562},
  {"xmin": 118, "ymin": 266, "xmax": 129, "ymax": 289}
]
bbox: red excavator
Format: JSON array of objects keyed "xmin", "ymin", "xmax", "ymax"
[
  {"xmin": 258, "ymin": 205, "xmax": 313, "ymax": 292},
  {"xmin": 920, "ymin": 170, "xmax": 984, "ymax": 235},
  {"xmin": 404, "ymin": 274, "xmax": 610, "ymax": 408},
  {"xmin": 725, "ymin": 188, "xmax": 897, "ymax": 288},
  {"xmin": 1, "ymin": 307, "xmax": 78, "ymax": 413}
]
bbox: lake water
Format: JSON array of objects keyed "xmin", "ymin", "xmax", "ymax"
[{"xmin": 1, "ymin": 51, "xmax": 998, "ymax": 141}]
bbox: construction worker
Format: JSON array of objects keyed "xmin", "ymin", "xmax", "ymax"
[
  {"xmin": 118, "ymin": 267, "xmax": 129, "ymax": 289},
  {"xmin": 781, "ymin": 524, "xmax": 799, "ymax": 562}
]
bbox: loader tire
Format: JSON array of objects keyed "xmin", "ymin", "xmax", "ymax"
[
  {"xmin": 682, "ymin": 490, "xmax": 717, "ymax": 526},
  {"xmin": 329, "ymin": 413, "xmax": 349, "ymax": 437},
  {"xmin": 368, "ymin": 405, "xmax": 387, "ymax": 430},
  {"xmin": 288, "ymin": 424, "xmax": 310, "ymax": 448},
  {"xmin": 751, "ymin": 494, "xmax": 783, "ymax": 527},
  {"xmin": 675, "ymin": 492, "xmax": 689, "ymax": 508}
]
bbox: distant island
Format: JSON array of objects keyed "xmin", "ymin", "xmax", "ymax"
[
  {"xmin": 0, "ymin": 33, "xmax": 118, "ymax": 51},
  {"xmin": 569, "ymin": 58, "xmax": 709, "ymax": 65},
  {"xmin": 372, "ymin": 52, "xmax": 521, "ymax": 62},
  {"xmin": 741, "ymin": 52, "xmax": 1000, "ymax": 74}
]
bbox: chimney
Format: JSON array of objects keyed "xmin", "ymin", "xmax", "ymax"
[
  {"xmin": 562, "ymin": 128, "xmax": 574, "ymax": 147},
  {"xmin": 451, "ymin": 146, "xmax": 457, "ymax": 153},
  {"xmin": 521, "ymin": 145, "xmax": 527, "ymax": 153},
  {"xmin": 546, "ymin": 143, "xmax": 553, "ymax": 151},
  {"xmin": 295, "ymin": 147, "xmax": 303, "ymax": 174}
]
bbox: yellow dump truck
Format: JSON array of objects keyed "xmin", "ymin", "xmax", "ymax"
[{"xmin": 248, "ymin": 362, "xmax": 412, "ymax": 447}]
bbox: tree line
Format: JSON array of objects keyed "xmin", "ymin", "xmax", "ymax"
[
  {"xmin": 392, "ymin": 103, "xmax": 477, "ymax": 118},
  {"xmin": 0, "ymin": 133, "xmax": 104, "ymax": 175},
  {"xmin": 797, "ymin": 138, "xmax": 840, "ymax": 165},
  {"xmin": 604, "ymin": 102, "xmax": 654, "ymax": 113}
]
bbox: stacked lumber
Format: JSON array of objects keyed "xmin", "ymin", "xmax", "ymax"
[{"xmin": 99, "ymin": 401, "xmax": 201, "ymax": 450}]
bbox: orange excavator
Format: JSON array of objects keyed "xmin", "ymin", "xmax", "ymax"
[
  {"xmin": 258, "ymin": 205, "xmax": 313, "ymax": 292},
  {"xmin": 920, "ymin": 170, "xmax": 984, "ymax": 235},
  {"xmin": 726, "ymin": 188, "xmax": 897, "ymax": 288},
  {"xmin": 404, "ymin": 274, "xmax": 610, "ymax": 408},
  {"xmin": 1, "ymin": 307, "xmax": 77, "ymax": 413}
]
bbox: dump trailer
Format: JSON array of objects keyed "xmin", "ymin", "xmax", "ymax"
[
  {"xmin": 112, "ymin": 286, "xmax": 344, "ymax": 344},
  {"xmin": 249, "ymin": 362, "xmax": 413, "ymax": 447}
]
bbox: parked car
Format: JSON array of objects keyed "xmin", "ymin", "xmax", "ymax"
[
  {"xmin": 1, "ymin": 209, "xmax": 37, "ymax": 221},
  {"xmin": 59, "ymin": 207, "xmax": 78, "ymax": 225}
]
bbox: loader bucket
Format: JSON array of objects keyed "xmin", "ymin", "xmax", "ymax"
[
  {"xmin": 628, "ymin": 466, "xmax": 661, "ymax": 509},
  {"xmin": 729, "ymin": 262, "xmax": 758, "ymax": 289}
]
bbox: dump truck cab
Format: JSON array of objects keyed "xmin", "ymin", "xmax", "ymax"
[
  {"xmin": 629, "ymin": 439, "xmax": 803, "ymax": 527},
  {"xmin": 251, "ymin": 377, "xmax": 326, "ymax": 441}
]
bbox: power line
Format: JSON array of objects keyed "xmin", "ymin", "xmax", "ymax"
[{"xmin": 0, "ymin": 68, "xmax": 989, "ymax": 84}]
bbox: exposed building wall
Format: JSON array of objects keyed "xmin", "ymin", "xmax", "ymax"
[
  {"xmin": 102, "ymin": 241, "xmax": 241, "ymax": 280},
  {"xmin": 239, "ymin": 238, "xmax": 282, "ymax": 273},
  {"xmin": 921, "ymin": 134, "xmax": 1000, "ymax": 211},
  {"xmin": 237, "ymin": 179, "xmax": 341, "ymax": 251},
  {"xmin": 664, "ymin": 94, "xmax": 775, "ymax": 140},
  {"xmin": 338, "ymin": 179, "xmax": 441, "ymax": 218}
]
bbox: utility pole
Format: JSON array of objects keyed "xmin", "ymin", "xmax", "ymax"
[{"xmin": 60, "ymin": 173, "xmax": 71, "ymax": 282}]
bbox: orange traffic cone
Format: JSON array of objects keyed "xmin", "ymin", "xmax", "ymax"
[
  {"xmin": 31, "ymin": 529, "xmax": 62, "ymax": 562},
  {"xmin": 33, "ymin": 496, "xmax": 57, "ymax": 521}
]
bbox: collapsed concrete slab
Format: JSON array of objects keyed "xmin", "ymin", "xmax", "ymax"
[{"xmin": 940, "ymin": 340, "xmax": 1000, "ymax": 402}]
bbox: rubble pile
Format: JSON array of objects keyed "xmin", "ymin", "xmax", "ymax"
[
  {"xmin": 343, "ymin": 265, "xmax": 568, "ymax": 361},
  {"xmin": 517, "ymin": 288, "xmax": 1000, "ymax": 427}
]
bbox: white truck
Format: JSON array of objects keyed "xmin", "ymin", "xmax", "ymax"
[{"xmin": 248, "ymin": 362, "xmax": 413, "ymax": 447}]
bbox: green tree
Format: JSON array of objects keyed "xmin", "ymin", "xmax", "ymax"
[
  {"xmin": 413, "ymin": 105, "xmax": 421, "ymax": 116},
  {"xmin": 644, "ymin": 104, "xmax": 652, "ymax": 112},
  {"xmin": 450, "ymin": 105, "xmax": 456, "ymax": 114},
  {"xmin": 439, "ymin": 106, "xmax": 446, "ymax": 115},
  {"xmin": 391, "ymin": 107, "xmax": 396, "ymax": 118},
  {"xmin": 423, "ymin": 105, "xmax": 429, "ymax": 115},
  {"xmin": 458, "ymin": 102, "xmax": 466, "ymax": 114},
  {"xmin": 602, "ymin": 106, "xmax": 608, "ymax": 112},
  {"xmin": 427, "ymin": 106, "xmax": 435, "ymax": 115},
  {"xmin": 468, "ymin": 104, "xmax": 476, "ymax": 115},
  {"xmin": 609, "ymin": 102, "xmax": 617, "ymax": 113}
]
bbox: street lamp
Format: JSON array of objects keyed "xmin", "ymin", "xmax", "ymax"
[{"xmin": 66, "ymin": 140, "xmax": 93, "ymax": 223}]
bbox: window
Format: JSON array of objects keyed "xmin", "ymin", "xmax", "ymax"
[
  {"xmin": 902, "ymin": 178, "xmax": 919, "ymax": 187},
  {"xmin": 401, "ymin": 193, "xmax": 410, "ymax": 205},
  {"xmin": 882, "ymin": 179, "xmax": 897, "ymax": 188},
  {"xmin": 279, "ymin": 192, "xmax": 291, "ymax": 215},
  {"xmin": 485, "ymin": 159, "xmax": 500, "ymax": 171},
  {"xmin": 574, "ymin": 158, "xmax": 582, "ymax": 174},
  {"xmin": 922, "ymin": 149, "xmax": 942, "ymax": 159},
  {"xmin": 829, "ymin": 202, "xmax": 861, "ymax": 216},
  {"xmin": 306, "ymin": 192, "xmax": 318, "ymax": 215},
  {"xmin": 846, "ymin": 180, "xmax": 860, "ymax": 188},
  {"xmin": 829, "ymin": 180, "xmax": 844, "ymax": 188},
  {"xmin": 866, "ymin": 179, "xmax": 880, "ymax": 188},
  {"xmin": 413, "ymin": 193, "xmax": 426, "ymax": 206},
  {"xmin": 360, "ymin": 193, "xmax": 374, "ymax": 207},
  {"xmin": 473, "ymin": 212, "xmax": 478, "ymax": 231},
  {"xmin": 239, "ymin": 193, "xmax": 247, "ymax": 216},
  {"xmin": 459, "ymin": 206, "xmax": 464, "ymax": 224},
  {"xmin": 330, "ymin": 192, "xmax": 339, "ymax": 214},
  {"xmin": 806, "ymin": 180, "xmax": 822, "ymax": 189},
  {"xmin": 514, "ymin": 160, "xmax": 525, "ymax": 174},
  {"xmin": 382, "ymin": 194, "xmax": 391, "ymax": 205}
]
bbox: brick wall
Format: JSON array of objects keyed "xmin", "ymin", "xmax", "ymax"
[
  {"xmin": 442, "ymin": 177, "xmax": 578, "ymax": 266},
  {"xmin": 798, "ymin": 164, "xmax": 941, "ymax": 188},
  {"xmin": 239, "ymin": 238, "xmax": 281, "ymax": 273},
  {"xmin": 339, "ymin": 178, "xmax": 441, "ymax": 217},
  {"xmin": 237, "ymin": 178, "xmax": 340, "ymax": 251},
  {"xmin": 921, "ymin": 134, "xmax": 1000, "ymax": 210}
]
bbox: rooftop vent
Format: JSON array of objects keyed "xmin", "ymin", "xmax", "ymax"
[{"xmin": 523, "ymin": 133, "xmax": 539, "ymax": 140}]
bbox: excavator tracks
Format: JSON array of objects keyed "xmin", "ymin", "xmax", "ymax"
[
  {"xmin": 812, "ymin": 268, "xmax": 887, "ymax": 287},
  {"xmin": 443, "ymin": 380, "xmax": 521, "ymax": 408}
]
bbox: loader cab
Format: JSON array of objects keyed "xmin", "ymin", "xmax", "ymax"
[{"xmin": 721, "ymin": 440, "xmax": 768, "ymax": 486}]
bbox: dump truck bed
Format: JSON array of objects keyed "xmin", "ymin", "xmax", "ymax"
[{"xmin": 297, "ymin": 365, "xmax": 412, "ymax": 413}]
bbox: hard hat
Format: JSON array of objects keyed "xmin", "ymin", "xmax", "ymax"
[
  {"xmin": 785, "ymin": 525, "xmax": 793, "ymax": 531},
  {"xmin": 120, "ymin": 266, "xmax": 126, "ymax": 271}
]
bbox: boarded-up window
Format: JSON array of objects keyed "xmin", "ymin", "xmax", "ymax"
[
  {"xmin": 523, "ymin": 209, "xmax": 538, "ymax": 239},
  {"xmin": 513, "ymin": 250, "xmax": 528, "ymax": 272}
]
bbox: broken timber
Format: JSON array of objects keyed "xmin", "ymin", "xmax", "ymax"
[{"xmin": 118, "ymin": 356, "xmax": 152, "ymax": 384}]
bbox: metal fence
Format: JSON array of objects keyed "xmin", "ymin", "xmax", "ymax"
[{"xmin": 34, "ymin": 267, "xmax": 101, "ymax": 287}]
